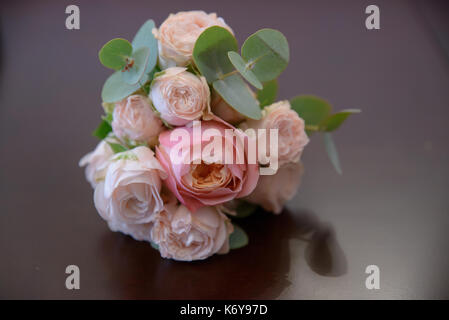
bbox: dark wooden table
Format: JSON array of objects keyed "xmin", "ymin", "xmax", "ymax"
[{"xmin": 1, "ymin": 0, "xmax": 448, "ymax": 299}]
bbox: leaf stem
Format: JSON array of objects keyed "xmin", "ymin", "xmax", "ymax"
[{"xmin": 219, "ymin": 69, "xmax": 239, "ymax": 80}]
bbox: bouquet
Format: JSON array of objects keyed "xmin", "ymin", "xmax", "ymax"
[{"xmin": 80, "ymin": 10, "xmax": 359, "ymax": 261}]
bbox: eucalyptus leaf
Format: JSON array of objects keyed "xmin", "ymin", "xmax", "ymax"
[
  {"xmin": 213, "ymin": 74, "xmax": 262, "ymax": 120},
  {"xmin": 290, "ymin": 95, "xmax": 332, "ymax": 135},
  {"xmin": 132, "ymin": 19, "xmax": 158, "ymax": 74},
  {"xmin": 323, "ymin": 109, "xmax": 361, "ymax": 132},
  {"xmin": 241, "ymin": 29, "xmax": 289, "ymax": 82},
  {"xmin": 92, "ymin": 120, "xmax": 112, "ymax": 140},
  {"xmin": 150, "ymin": 241, "xmax": 159, "ymax": 250},
  {"xmin": 229, "ymin": 224, "xmax": 249, "ymax": 249},
  {"xmin": 257, "ymin": 79, "xmax": 278, "ymax": 108},
  {"xmin": 228, "ymin": 51, "xmax": 263, "ymax": 89},
  {"xmin": 107, "ymin": 142, "xmax": 128, "ymax": 154},
  {"xmin": 193, "ymin": 26, "xmax": 238, "ymax": 83},
  {"xmin": 98, "ymin": 38, "xmax": 133, "ymax": 70},
  {"xmin": 323, "ymin": 133, "xmax": 342, "ymax": 175},
  {"xmin": 234, "ymin": 201, "xmax": 258, "ymax": 219},
  {"xmin": 121, "ymin": 47, "xmax": 150, "ymax": 85},
  {"xmin": 102, "ymin": 70, "xmax": 147, "ymax": 103}
]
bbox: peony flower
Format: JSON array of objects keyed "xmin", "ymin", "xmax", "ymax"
[
  {"xmin": 246, "ymin": 162, "xmax": 304, "ymax": 214},
  {"xmin": 154, "ymin": 10, "xmax": 233, "ymax": 68},
  {"xmin": 79, "ymin": 140, "xmax": 114, "ymax": 188},
  {"xmin": 150, "ymin": 204, "xmax": 233, "ymax": 261},
  {"xmin": 149, "ymin": 67, "xmax": 211, "ymax": 126},
  {"xmin": 243, "ymin": 100, "xmax": 309, "ymax": 167},
  {"xmin": 94, "ymin": 146, "xmax": 167, "ymax": 225},
  {"xmin": 210, "ymin": 90, "xmax": 245, "ymax": 125},
  {"xmin": 112, "ymin": 95, "xmax": 164, "ymax": 146},
  {"xmin": 156, "ymin": 119, "xmax": 259, "ymax": 212}
]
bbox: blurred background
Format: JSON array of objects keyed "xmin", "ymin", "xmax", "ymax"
[{"xmin": 0, "ymin": 0, "xmax": 448, "ymax": 299}]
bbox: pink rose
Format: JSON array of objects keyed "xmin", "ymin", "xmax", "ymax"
[
  {"xmin": 112, "ymin": 95, "xmax": 164, "ymax": 146},
  {"xmin": 244, "ymin": 100, "xmax": 309, "ymax": 167},
  {"xmin": 79, "ymin": 140, "xmax": 114, "ymax": 188},
  {"xmin": 150, "ymin": 204, "xmax": 233, "ymax": 261},
  {"xmin": 107, "ymin": 220, "xmax": 152, "ymax": 242},
  {"xmin": 94, "ymin": 147, "xmax": 167, "ymax": 225},
  {"xmin": 149, "ymin": 67, "xmax": 210, "ymax": 126},
  {"xmin": 156, "ymin": 119, "xmax": 259, "ymax": 212},
  {"xmin": 154, "ymin": 11, "xmax": 233, "ymax": 68},
  {"xmin": 246, "ymin": 162, "xmax": 304, "ymax": 214}
]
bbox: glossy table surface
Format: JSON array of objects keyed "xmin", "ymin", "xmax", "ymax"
[{"xmin": 1, "ymin": 0, "xmax": 448, "ymax": 299}]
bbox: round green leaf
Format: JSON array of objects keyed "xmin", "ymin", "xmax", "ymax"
[
  {"xmin": 132, "ymin": 19, "xmax": 158, "ymax": 74},
  {"xmin": 290, "ymin": 95, "xmax": 332, "ymax": 135},
  {"xmin": 228, "ymin": 51, "xmax": 263, "ymax": 90},
  {"xmin": 257, "ymin": 79, "xmax": 278, "ymax": 108},
  {"xmin": 323, "ymin": 109, "xmax": 361, "ymax": 132},
  {"xmin": 98, "ymin": 38, "xmax": 133, "ymax": 70},
  {"xmin": 241, "ymin": 29, "xmax": 289, "ymax": 82},
  {"xmin": 234, "ymin": 201, "xmax": 258, "ymax": 219},
  {"xmin": 121, "ymin": 47, "xmax": 150, "ymax": 85},
  {"xmin": 193, "ymin": 26, "xmax": 238, "ymax": 83},
  {"xmin": 229, "ymin": 224, "xmax": 249, "ymax": 249},
  {"xmin": 323, "ymin": 133, "xmax": 342, "ymax": 175},
  {"xmin": 213, "ymin": 74, "xmax": 262, "ymax": 120},
  {"xmin": 101, "ymin": 70, "xmax": 147, "ymax": 103}
]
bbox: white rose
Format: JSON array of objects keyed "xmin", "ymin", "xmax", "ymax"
[
  {"xmin": 246, "ymin": 162, "xmax": 304, "ymax": 214},
  {"xmin": 112, "ymin": 95, "xmax": 164, "ymax": 146},
  {"xmin": 150, "ymin": 204, "xmax": 233, "ymax": 261},
  {"xmin": 94, "ymin": 146, "xmax": 167, "ymax": 225},
  {"xmin": 79, "ymin": 140, "xmax": 113, "ymax": 188},
  {"xmin": 154, "ymin": 10, "xmax": 233, "ymax": 68},
  {"xmin": 149, "ymin": 67, "xmax": 210, "ymax": 126},
  {"xmin": 244, "ymin": 100, "xmax": 309, "ymax": 166}
]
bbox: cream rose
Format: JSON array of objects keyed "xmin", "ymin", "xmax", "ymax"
[
  {"xmin": 154, "ymin": 11, "xmax": 233, "ymax": 68},
  {"xmin": 79, "ymin": 140, "xmax": 113, "ymax": 188},
  {"xmin": 94, "ymin": 146, "xmax": 167, "ymax": 225},
  {"xmin": 246, "ymin": 162, "xmax": 304, "ymax": 214},
  {"xmin": 149, "ymin": 67, "xmax": 210, "ymax": 126},
  {"xmin": 150, "ymin": 204, "xmax": 233, "ymax": 261},
  {"xmin": 244, "ymin": 100, "xmax": 309, "ymax": 167},
  {"xmin": 112, "ymin": 95, "xmax": 164, "ymax": 146}
]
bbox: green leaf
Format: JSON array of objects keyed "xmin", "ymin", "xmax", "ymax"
[
  {"xmin": 193, "ymin": 26, "xmax": 238, "ymax": 83},
  {"xmin": 98, "ymin": 38, "xmax": 133, "ymax": 70},
  {"xmin": 323, "ymin": 109, "xmax": 361, "ymax": 132},
  {"xmin": 257, "ymin": 79, "xmax": 278, "ymax": 108},
  {"xmin": 323, "ymin": 133, "xmax": 342, "ymax": 175},
  {"xmin": 121, "ymin": 46, "xmax": 150, "ymax": 85},
  {"xmin": 290, "ymin": 95, "xmax": 332, "ymax": 135},
  {"xmin": 234, "ymin": 201, "xmax": 258, "ymax": 219},
  {"xmin": 102, "ymin": 70, "xmax": 146, "ymax": 103},
  {"xmin": 101, "ymin": 112, "xmax": 113, "ymax": 125},
  {"xmin": 92, "ymin": 120, "xmax": 112, "ymax": 140},
  {"xmin": 227, "ymin": 51, "xmax": 263, "ymax": 89},
  {"xmin": 229, "ymin": 224, "xmax": 249, "ymax": 249},
  {"xmin": 213, "ymin": 74, "xmax": 262, "ymax": 120},
  {"xmin": 150, "ymin": 241, "xmax": 159, "ymax": 250},
  {"xmin": 102, "ymin": 102, "xmax": 115, "ymax": 114},
  {"xmin": 107, "ymin": 142, "xmax": 128, "ymax": 154},
  {"xmin": 132, "ymin": 19, "xmax": 158, "ymax": 74},
  {"xmin": 241, "ymin": 29, "xmax": 289, "ymax": 82}
]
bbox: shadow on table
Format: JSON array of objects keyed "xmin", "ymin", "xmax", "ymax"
[{"xmin": 97, "ymin": 208, "xmax": 347, "ymax": 299}]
